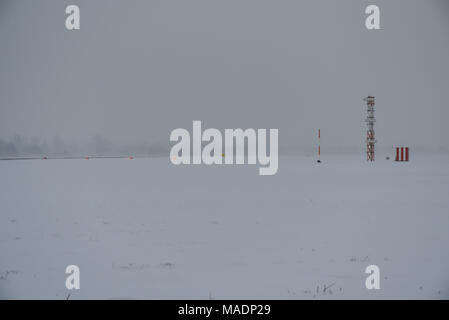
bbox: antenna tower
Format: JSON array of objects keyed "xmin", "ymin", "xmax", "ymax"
[{"xmin": 364, "ymin": 96, "xmax": 376, "ymax": 161}]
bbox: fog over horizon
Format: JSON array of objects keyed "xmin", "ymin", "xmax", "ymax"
[{"xmin": 1, "ymin": 0, "xmax": 449, "ymax": 157}]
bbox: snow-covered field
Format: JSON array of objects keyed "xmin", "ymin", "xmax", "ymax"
[{"xmin": 1, "ymin": 155, "xmax": 449, "ymax": 299}]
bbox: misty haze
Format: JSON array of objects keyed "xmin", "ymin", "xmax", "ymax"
[{"xmin": 1, "ymin": 0, "xmax": 449, "ymax": 301}]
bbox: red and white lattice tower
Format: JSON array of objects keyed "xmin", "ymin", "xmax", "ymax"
[{"xmin": 363, "ymin": 96, "xmax": 376, "ymax": 161}]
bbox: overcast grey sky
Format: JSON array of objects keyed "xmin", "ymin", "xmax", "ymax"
[{"xmin": 0, "ymin": 0, "xmax": 448, "ymax": 151}]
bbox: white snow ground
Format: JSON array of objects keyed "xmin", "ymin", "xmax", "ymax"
[{"xmin": 1, "ymin": 155, "xmax": 449, "ymax": 299}]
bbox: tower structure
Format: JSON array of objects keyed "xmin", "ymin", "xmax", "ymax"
[{"xmin": 364, "ymin": 96, "xmax": 376, "ymax": 161}]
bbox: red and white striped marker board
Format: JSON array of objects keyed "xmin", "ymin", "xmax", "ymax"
[{"xmin": 395, "ymin": 147, "xmax": 409, "ymax": 161}]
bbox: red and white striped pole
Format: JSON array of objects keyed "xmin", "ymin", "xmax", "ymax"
[{"xmin": 317, "ymin": 129, "xmax": 321, "ymax": 163}]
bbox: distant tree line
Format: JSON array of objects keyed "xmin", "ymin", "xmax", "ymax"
[{"xmin": 0, "ymin": 135, "xmax": 169, "ymax": 158}]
